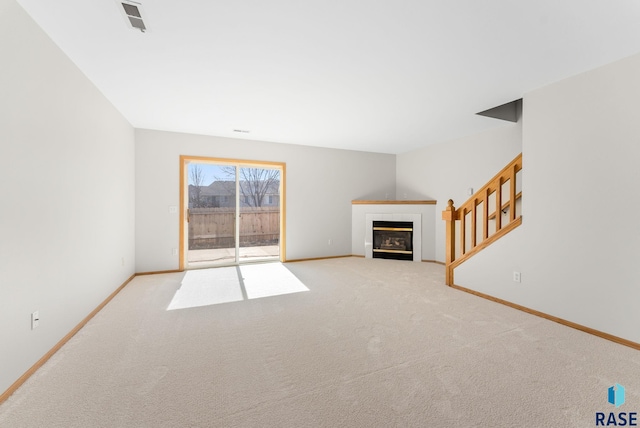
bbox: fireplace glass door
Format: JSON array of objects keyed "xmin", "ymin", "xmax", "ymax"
[{"xmin": 372, "ymin": 221, "xmax": 413, "ymax": 261}]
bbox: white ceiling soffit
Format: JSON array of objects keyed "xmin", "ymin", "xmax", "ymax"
[{"xmin": 14, "ymin": 0, "xmax": 640, "ymax": 154}]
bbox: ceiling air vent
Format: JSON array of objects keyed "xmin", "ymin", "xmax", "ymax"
[{"xmin": 117, "ymin": 0, "xmax": 148, "ymax": 33}]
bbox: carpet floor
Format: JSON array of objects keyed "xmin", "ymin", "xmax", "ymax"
[{"xmin": 1, "ymin": 257, "xmax": 639, "ymax": 427}]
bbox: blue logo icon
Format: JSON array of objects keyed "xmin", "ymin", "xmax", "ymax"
[{"xmin": 609, "ymin": 384, "xmax": 626, "ymax": 408}]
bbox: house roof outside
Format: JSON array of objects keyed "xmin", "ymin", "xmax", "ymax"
[{"xmin": 197, "ymin": 181, "xmax": 280, "ymax": 197}]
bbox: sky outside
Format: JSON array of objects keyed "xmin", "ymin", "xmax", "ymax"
[
  {"xmin": 187, "ymin": 164, "xmax": 234, "ymax": 186},
  {"xmin": 188, "ymin": 163, "xmax": 281, "ymax": 186}
]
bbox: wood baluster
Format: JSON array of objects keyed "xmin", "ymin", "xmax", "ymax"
[
  {"xmin": 495, "ymin": 178, "xmax": 502, "ymax": 231},
  {"xmin": 510, "ymin": 164, "xmax": 517, "ymax": 222},
  {"xmin": 483, "ymin": 188, "xmax": 489, "ymax": 241},
  {"xmin": 460, "ymin": 207, "xmax": 466, "ymax": 256},
  {"xmin": 471, "ymin": 200, "xmax": 477, "ymax": 249},
  {"xmin": 441, "ymin": 199, "xmax": 457, "ymax": 286}
]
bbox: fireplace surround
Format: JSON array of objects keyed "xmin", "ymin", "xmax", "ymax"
[{"xmin": 351, "ymin": 199, "xmax": 437, "ymax": 262}]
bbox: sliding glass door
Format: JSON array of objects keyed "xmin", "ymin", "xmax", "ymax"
[{"xmin": 180, "ymin": 157, "xmax": 285, "ymax": 269}]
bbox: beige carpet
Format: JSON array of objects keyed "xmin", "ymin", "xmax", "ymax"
[{"xmin": 1, "ymin": 257, "xmax": 639, "ymax": 427}]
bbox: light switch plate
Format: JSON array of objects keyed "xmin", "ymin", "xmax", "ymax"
[{"xmin": 31, "ymin": 311, "xmax": 39, "ymax": 329}]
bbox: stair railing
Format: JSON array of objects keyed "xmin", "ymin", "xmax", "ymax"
[{"xmin": 442, "ymin": 153, "xmax": 523, "ymax": 285}]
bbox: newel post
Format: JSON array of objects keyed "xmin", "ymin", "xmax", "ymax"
[{"xmin": 441, "ymin": 199, "xmax": 457, "ymax": 286}]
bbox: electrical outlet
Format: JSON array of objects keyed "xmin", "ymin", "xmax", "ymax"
[
  {"xmin": 31, "ymin": 311, "xmax": 39, "ymax": 330},
  {"xmin": 171, "ymin": 248, "xmax": 178, "ymax": 256},
  {"xmin": 168, "ymin": 206, "xmax": 178, "ymax": 214},
  {"xmin": 513, "ymin": 271, "xmax": 521, "ymax": 283},
  {"xmin": 467, "ymin": 187, "xmax": 474, "ymax": 195},
  {"xmin": 328, "ymin": 239, "xmax": 332, "ymax": 245},
  {"xmin": 121, "ymin": 257, "xmax": 125, "ymax": 266}
]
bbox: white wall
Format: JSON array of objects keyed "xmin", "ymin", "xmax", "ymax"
[
  {"xmin": 396, "ymin": 123, "xmax": 523, "ymax": 262},
  {"xmin": 0, "ymin": 0, "xmax": 135, "ymax": 394},
  {"xmin": 135, "ymin": 129, "xmax": 396, "ymax": 273},
  {"xmin": 455, "ymin": 52, "xmax": 640, "ymax": 343}
]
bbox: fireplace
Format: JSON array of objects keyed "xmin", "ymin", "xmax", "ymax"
[{"xmin": 372, "ymin": 221, "xmax": 413, "ymax": 261}]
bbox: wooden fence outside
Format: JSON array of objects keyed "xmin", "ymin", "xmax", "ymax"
[{"xmin": 188, "ymin": 207, "xmax": 280, "ymax": 250}]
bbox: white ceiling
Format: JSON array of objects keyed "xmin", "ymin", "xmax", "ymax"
[{"xmin": 16, "ymin": 0, "xmax": 640, "ymax": 154}]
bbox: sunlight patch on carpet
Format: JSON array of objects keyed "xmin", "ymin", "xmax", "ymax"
[
  {"xmin": 167, "ymin": 263, "xmax": 308, "ymax": 310},
  {"xmin": 167, "ymin": 267, "xmax": 243, "ymax": 310},
  {"xmin": 241, "ymin": 263, "xmax": 309, "ymax": 299}
]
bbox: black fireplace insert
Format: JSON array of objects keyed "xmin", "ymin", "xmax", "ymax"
[{"xmin": 372, "ymin": 220, "xmax": 413, "ymax": 261}]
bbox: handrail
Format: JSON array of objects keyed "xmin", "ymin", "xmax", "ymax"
[{"xmin": 442, "ymin": 153, "xmax": 522, "ymax": 285}]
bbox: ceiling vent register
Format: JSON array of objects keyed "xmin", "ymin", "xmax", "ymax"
[{"xmin": 118, "ymin": 1, "xmax": 148, "ymax": 32}]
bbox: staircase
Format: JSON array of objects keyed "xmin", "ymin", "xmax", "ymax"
[{"xmin": 441, "ymin": 153, "xmax": 522, "ymax": 285}]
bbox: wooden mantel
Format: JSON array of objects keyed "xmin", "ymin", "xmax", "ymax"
[{"xmin": 351, "ymin": 200, "xmax": 437, "ymax": 205}]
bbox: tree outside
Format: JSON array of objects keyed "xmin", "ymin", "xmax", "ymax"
[
  {"xmin": 188, "ymin": 164, "xmax": 280, "ymax": 208},
  {"xmin": 219, "ymin": 166, "xmax": 280, "ymax": 208},
  {"xmin": 189, "ymin": 164, "xmax": 208, "ymax": 208}
]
